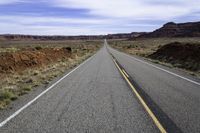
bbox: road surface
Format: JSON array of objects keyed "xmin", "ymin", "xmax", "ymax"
[
  {"xmin": 107, "ymin": 41, "xmax": 200, "ymax": 133},
  {"xmin": 0, "ymin": 40, "xmax": 200, "ymax": 133},
  {"xmin": 0, "ymin": 45, "xmax": 158, "ymax": 133}
]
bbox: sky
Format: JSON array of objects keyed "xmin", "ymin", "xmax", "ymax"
[{"xmin": 0, "ymin": 0, "xmax": 200, "ymax": 35}]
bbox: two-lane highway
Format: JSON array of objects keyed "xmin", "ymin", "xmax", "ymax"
[
  {"xmin": 1, "ymin": 40, "xmax": 200, "ymax": 133},
  {"xmin": 0, "ymin": 45, "xmax": 158, "ymax": 133}
]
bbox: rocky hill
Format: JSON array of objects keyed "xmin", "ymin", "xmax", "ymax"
[{"xmin": 138, "ymin": 21, "xmax": 200, "ymax": 38}]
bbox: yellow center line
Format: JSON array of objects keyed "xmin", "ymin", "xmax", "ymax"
[
  {"xmin": 113, "ymin": 59, "xmax": 167, "ymax": 133},
  {"xmin": 122, "ymin": 69, "xmax": 129, "ymax": 78}
]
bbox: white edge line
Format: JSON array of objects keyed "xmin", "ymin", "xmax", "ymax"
[
  {"xmin": 0, "ymin": 53, "xmax": 95, "ymax": 128},
  {"xmin": 111, "ymin": 48, "xmax": 200, "ymax": 86}
]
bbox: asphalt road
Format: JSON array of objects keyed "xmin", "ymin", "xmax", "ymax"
[
  {"xmin": 107, "ymin": 41, "xmax": 200, "ymax": 133},
  {"xmin": 1, "ymin": 40, "xmax": 200, "ymax": 133},
  {"xmin": 0, "ymin": 45, "xmax": 159, "ymax": 133}
]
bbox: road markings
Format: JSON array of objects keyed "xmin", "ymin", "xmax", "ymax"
[
  {"xmin": 111, "ymin": 48, "xmax": 200, "ymax": 86},
  {"xmin": 122, "ymin": 69, "xmax": 129, "ymax": 78},
  {"xmin": 0, "ymin": 54, "xmax": 96, "ymax": 128},
  {"xmin": 113, "ymin": 59, "xmax": 167, "ymax": 133}
]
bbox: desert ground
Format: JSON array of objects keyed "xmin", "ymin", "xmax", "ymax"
[
  {"xmin": 0, "ymin": 40, "xmax": 102, "ymax": 109},
  {"xmin": 108, "ymin": 37, "xmax": 200, "ymax": 77}
]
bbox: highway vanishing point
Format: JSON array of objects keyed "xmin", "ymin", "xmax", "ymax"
[{"xmin": 0, "ymin": 40, "xmax": 200, "ymax": 133}]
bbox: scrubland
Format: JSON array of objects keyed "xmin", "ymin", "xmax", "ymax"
[
  {"xmin": 108, "ymin": 38, "xmax": 200, "ymax": 77},
  {"xmin": 0, "ymin": 40, "xmax": 102, "ymax": 109}
]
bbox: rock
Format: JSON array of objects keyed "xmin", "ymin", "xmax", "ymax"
[{"xmin": 138, "ymin": 21, "xmax": 200, "ymax": 38}]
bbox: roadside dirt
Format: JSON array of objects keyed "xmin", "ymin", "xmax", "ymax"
[
  {"xmin": 0, "ymin": 40, "xmax": 102, "ymax": 109},
  {"xmin": 149, "ymin": 42, "xmax": 200, "ymax": 71},
  {"xmin": 109, "ymin": 38, "xmax": 200, "ymax": 77},
  {"xmin": 0, "ymin": 47, "xmax": 72, "ymax": 74}
]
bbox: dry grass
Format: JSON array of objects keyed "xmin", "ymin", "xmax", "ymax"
[
  {"xmin": 0, "ymin": 47, "xmax": 20, "ymax": 53},
  {"xmin": 108, "ymin": 37, "xmax": 200, "ymax": 56},
  {"xmin": 0, "ymin": 40, "xmax": 102, "ymax": 109},
  {"xmin": 0, "ymin": 40, "xmax": 102, "ymax": 48},
  {"xmin": 108, "ymin": 37, "xmax": 200, "ymax": 77}
]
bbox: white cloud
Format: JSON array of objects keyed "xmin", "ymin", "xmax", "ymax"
[
  {"xmin": 1, "ymin": 0, "xmax": 199, "ymax": 35},
  {"xmin": 0, "ymin": 0, "xmax": 23, "ymax": 5},
  {"xmin": 53, "ymin": 0, "xmax": 200, "ymax": 19},
  {"xmin": 0, "ymin": 22, "xmax": 102, "ymax": 35},
  {"xmin": 0, "ymin": 15, "xmax": 112, "ymax": 25},
  {"xmin": 0, "ymin": 15, "xmax": 123, "ymax": 35},
  {"xmin": 0, "ymin": 14, "xmax": 157, "ymax": 35}
]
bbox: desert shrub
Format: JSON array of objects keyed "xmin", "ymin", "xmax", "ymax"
[
  {"xmin": 35, "ymin": 46, "xmax": 42, "ymax": 50},
  {"xmin": 64, "ymin": 47, "xmax": 72, "ymax": 52},
  {"xmin": 127, "ymin": 45, "xmax": 132, "ymax": 49},
  {"xmin": 22, "ymin": 85, "xmax": 32, "ymax": 91},
  {"xmin": 0, "ymin": 90, "xmax": 17, "ymax": 101}
]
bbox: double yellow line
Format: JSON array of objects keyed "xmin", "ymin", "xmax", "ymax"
[{"xmin": 113, "ymin": 59, "xmax": 167, "ymax": 133}]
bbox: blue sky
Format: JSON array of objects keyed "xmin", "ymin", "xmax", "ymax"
[{"xmin": 0, "ymin": 0, "xmax": 200, "ymax": 35}]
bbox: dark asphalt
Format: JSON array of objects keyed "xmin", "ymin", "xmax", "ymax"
[
  {"xmin": 0, "ymin": 45, "xmax": 159, "ymax": 133},
  {"xmin": 107, "ymin": 42, "xmax": 200, "ymax": 133}
]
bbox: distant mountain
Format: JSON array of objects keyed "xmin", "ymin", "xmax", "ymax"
[
  {"xmin": 138, "ymin": 21, "xmax": 200, "ymax": 38},
  {"xmin": 0, "ymin": 32, "xmax": 146, "ymax": 41},
  {"xmin": 106, "ymin": 32, "xmax": 146, "ymax": 39},
  {"xmin": 2, "ymin": 21, "xmax": 199, "ymax": 41},
  {"xmin": 0, "ymin": 34, "xmax": 105, "ymax": 41}
]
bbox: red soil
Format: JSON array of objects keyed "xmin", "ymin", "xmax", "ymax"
[{"xmin": 0, "ymin": 48, "xmax": 72, "ymax": 73}]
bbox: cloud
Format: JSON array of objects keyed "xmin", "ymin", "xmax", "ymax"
[
  {"xmin": 0, "ymin": 0, "xmax": 199, "ymax": 35},
  {"xmin": 0, "ymin": 14, "xmax": 159, "ymax": 35},
  {"xmin": 0, "ymin": 15, "xmax": 112, "ymax": 25},
  {"xmin": 0, "ymin": 15, "xmax": 119, "ymax": 35},
  {"xmin": 0, "ymin": 0, "xmax": 23, "ymax": 5},
  {"xmin": 52, "ymin": 0, "xmax": 200, "ymax": 19},
  {"xmin": 0, "ymin": 22, "xmax": 105, "ymax": 35},
  {"xmin": 0, "ymin": 21, "xmax": 157, "ymax": 35}
]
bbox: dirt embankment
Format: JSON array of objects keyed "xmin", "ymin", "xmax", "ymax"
[
  {"xmin": 149, "ymin": 42, "xmax": 200, "ymax": 71},
  {"xmin": 0, "ymin": 47, "xmax": 72, "ymax": 74}
]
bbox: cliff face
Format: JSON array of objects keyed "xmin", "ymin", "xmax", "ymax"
[{"xmin": 138, "ymin": 21, "xmax": 200, "ymax": 38}]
